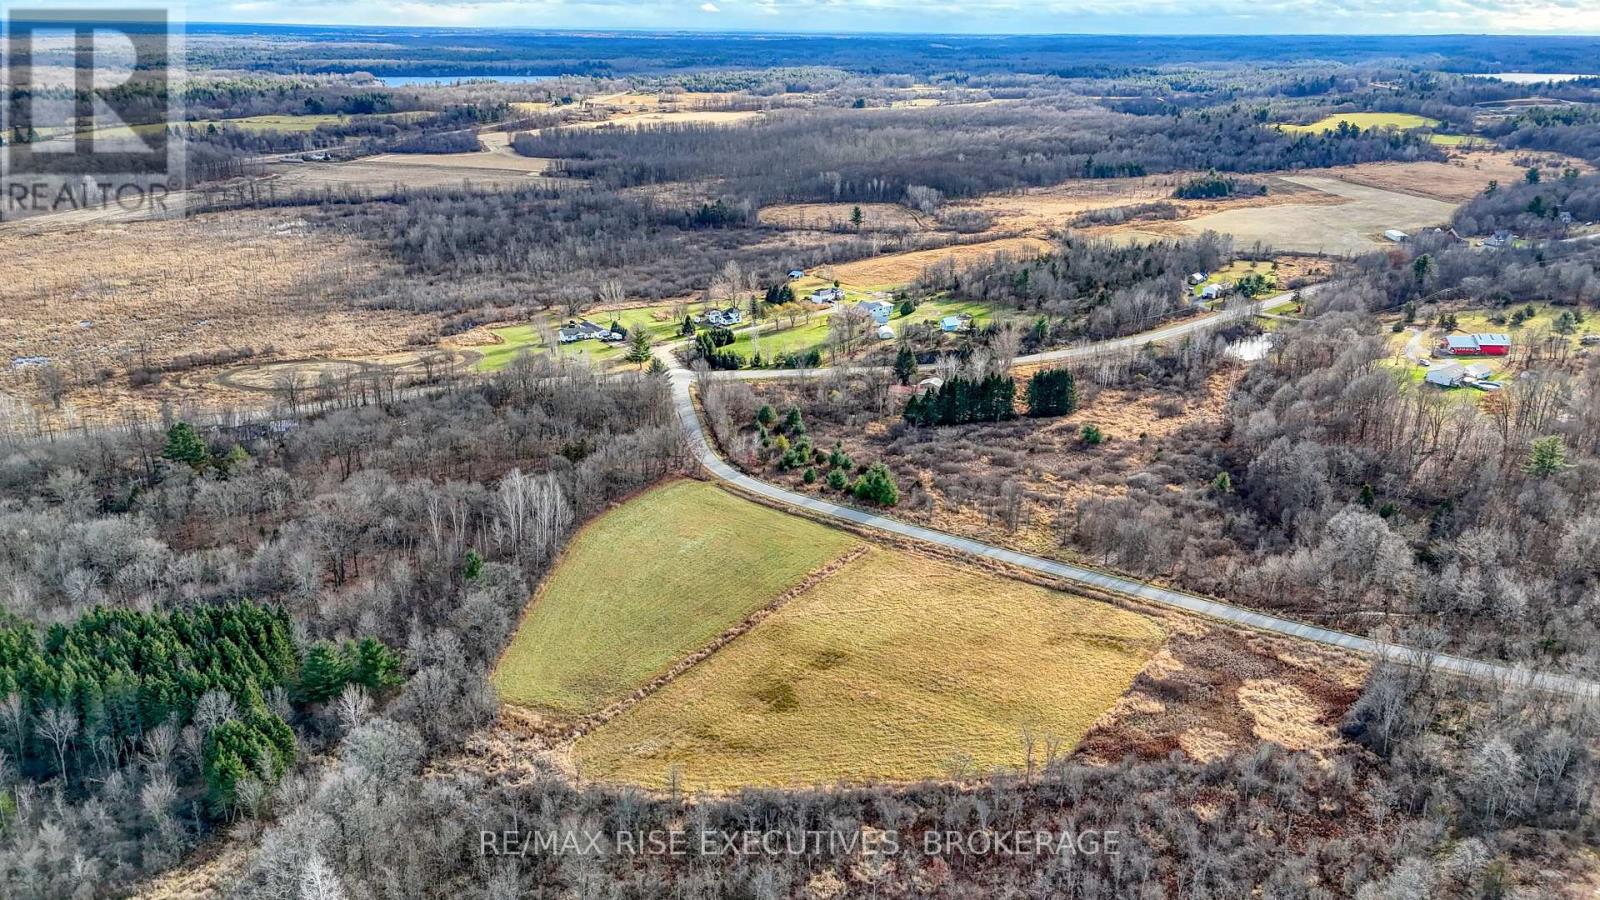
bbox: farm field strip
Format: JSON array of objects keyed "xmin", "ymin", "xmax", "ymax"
[
  {"xmin": 492, "ymin": 479, "xmax": 860, "ymax": 716},
  {"xmin": 572, "ymin": 546, "xmax": 1164, "ymax": 788}
]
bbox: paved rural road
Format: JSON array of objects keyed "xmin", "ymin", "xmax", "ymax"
[
  {"xmin": 703, "ymin": 288, "xmax": 1315, "ymax": 382},
  {"xmin": 666, "ymin": 329, "xmax": 1600, "ymax": 699}
]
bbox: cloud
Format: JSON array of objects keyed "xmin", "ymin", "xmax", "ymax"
[{"xmin": 700, "ymin": 1, "xmax": 720, "ymax": 10}]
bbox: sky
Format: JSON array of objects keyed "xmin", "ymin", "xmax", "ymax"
[{"xmin": 22, "ymin": 0, "xmax": 1600, "ymax": 34}]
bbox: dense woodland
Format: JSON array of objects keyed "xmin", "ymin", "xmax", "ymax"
[
  {"xmin": 0, "ymin": 359, "xmax": 681, "ymax": 895},
  {"xmin": 512, "ymin": 103, "xmax": 1443, "ymax": 205}
]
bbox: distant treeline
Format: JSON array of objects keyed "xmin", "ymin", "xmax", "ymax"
[{"xmin": 512, "ymin": 104, "xmax": 1441, "ymax": 206}]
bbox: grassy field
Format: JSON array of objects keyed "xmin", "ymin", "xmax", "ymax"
[
  {"xmin": 475, "ymin": 303, "xmax": 697, "ymax": 372},
  {"xmin": 725, "ymin": 296, "xmax": 1006, "ymax": 362},
  {"xmin": 1278, "ymin": 112, "xmax": 1440, "ymax": 134},
  {"xmin": 492, "ymin": 480, "xmax": 861, "ymax": 716},
  {"xmin": 1121, "ymin": 174, "xmax": 1456, "ymax": 256},
  {"xmin": 572, "ymin": 546, "xmax": 1163, "ymax": 789}
]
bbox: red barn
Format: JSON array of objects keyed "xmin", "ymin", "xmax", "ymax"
[{"xmin": 1442, "ymin": 333, "xmax": 1510, "ymax": 356}]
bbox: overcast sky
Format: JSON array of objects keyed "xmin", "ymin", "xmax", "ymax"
[{"xmin": 26, "ymin": 0, "xmax": 1600, "ymax": 34}]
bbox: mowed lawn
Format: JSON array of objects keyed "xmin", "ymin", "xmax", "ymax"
[
  {"xmin": 572, "ymin": 547, "xmax": 1165, "ymax": 789},
  {"xmin": 477, "ymin": 303, "xmax": 692, "ymax": 372},
  {"xmin": 493, "ymin": 480, "xmax": 860, "ymax": 716}
]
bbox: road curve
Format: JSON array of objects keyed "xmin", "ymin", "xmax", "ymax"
[{"xmin": 667, "ymin": 356, "xmax": 1600, "ymax": 700}]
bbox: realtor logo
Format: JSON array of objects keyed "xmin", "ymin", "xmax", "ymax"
[{"xmin": 1, "ymin": 7, "xmax": 184, "ymax": 221}]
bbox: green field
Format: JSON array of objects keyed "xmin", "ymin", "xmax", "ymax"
[
  {"xmin": 573, "ymin": 547, "xmax": 1163, "ymax": 789},
  {"xmin": 727, "ymin": 296, "xmax": 1004, "ymax": 362},
  {"xmin": 493, "ymin": 480, "xmax": 861, "ymax": 716},
  {"xmin": 476, "ymin": 303, "xmax": 698, "ymax": 372},
  {"xmin": 1278, "ymin": 112, "xmax": 1440, "ymax": 134}
]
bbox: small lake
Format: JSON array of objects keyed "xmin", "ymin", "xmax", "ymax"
[{"xmin": 376, "ymin": 74, "xmax": 559, "ymax": 87}]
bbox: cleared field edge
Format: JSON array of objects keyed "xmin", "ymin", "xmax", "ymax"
[
  {"xmin": 490, "ymin": 477, "xmax": 862, "ymax": 717},
  {"xmin": 570, "ymin": 546, "xmax": 1167, "ymax": 790}
]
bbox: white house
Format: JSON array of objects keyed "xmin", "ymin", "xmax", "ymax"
[
  {"xmin": 916, "ymin": 376, "xmax": 943, "ymax": 393},
  {"xmin": 1188, "ymin": 272, "xmax": 1208, "ymax": 285},
  {"xmin": 704, "ymin": 307, "xmax": 743, "ymax": 327},
  {"xmin": 1425, "ymin": 362, "xmax": 1466, "ymax": 387},
  {"xmin": 810, "ymin": 287, "xmax": 844, "ymax": 304},
  {"xmin": 558, "ymin": 320, "xmax": 612, "ymax": 343},
  {"xmin": 859, "ymin": 300, "xmax": 894, "ymax": 325}
]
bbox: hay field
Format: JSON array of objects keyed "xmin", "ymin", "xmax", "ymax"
[
  {"xmin": 1277, "ymin": 112, "xmax": 1440, "ymax": 134},
  {"xmin": 827, "ymin": 237, "xmax": 1051, "ymax": 288},
  {"xmin": 493, "ymin": 480, "xmax": 861, "ymax": 717},
  {"xmin": 557, "ymin": 110, "xmax": 763, "ymax": 131},
  {"xmin": 1313, "ymin": 151, "xmax": 1592, "ymax": 203},
  {"xmin": 1118, "ymin": 175, "xmax": 1457, "ymax": 255},
  {"xmin": 572, "ymin": 546, "xmax": 1163, "ymax": 789}
]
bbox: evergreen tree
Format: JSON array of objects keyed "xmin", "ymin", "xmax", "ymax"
[
  {"xmin": 298, "ymin": 640, "xmax": 353, "ymax": 704},
  {"xmin": 1525, "ymin": 435, "xmax": 1570, "ymax": 478},
  {"xmin": 893, "ymin": 345, "xmax": 917, "ymax": 386},
  {"xmin": 1025, "ymin": 368, "xmax": 1077, "ymax": 417},
  {"xmin": 162, "ymin": 422, "xmax": 209, "ymax": 470},
  {"xmin": 851, "ymin": 463, "xmax": 899, "ymax": 506},
  {"xmin": 626, "ymin": 330, "xmax": 653, "ymax": 365}
]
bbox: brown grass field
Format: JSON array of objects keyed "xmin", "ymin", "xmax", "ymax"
[
  {"xmin": 757, "ymin": 202, "xmax": 932, "ymax": 231},
  {"xmin": 570, "ymin": 546, "xmax": 1165, "ymax": 789},
  {"xmin": 823, "ymin": 236, "xmax": 1051, "ymax": 288},
  {"xmin": 0, "ymin": 210, "xmax": 430, "ymax": 419}
]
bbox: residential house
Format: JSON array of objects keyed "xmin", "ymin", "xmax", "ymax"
[
  {"xmin": 1462, "ymin": 362, "xmax": 1494, "ymax": 379},
  {"xmin": 809, "ymin": 287, "xmax": 844, "ymax": 304},
  {"xmin": 1188, "ymin": 272, "xmax": 1208, "ymax": 285},
  {"xmin": 704, "ymin": 307, "xmax": 743, "ymax": 327},
  {"xmin": 558, "ymin": 320, "xmax": 611, "ymax": 343},
  {"xmin": 859, "ymin": 300, "xmax": 894, "ymax": 325},
  {"xmin": 1484, "ymin": 229, "xmax": 1514, "ymax": 249}
]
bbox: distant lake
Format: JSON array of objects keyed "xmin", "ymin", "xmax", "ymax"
[
  {"xmin": 376, "ymin": 74, "xmax": 559, "ymax": 87},
  {"xmin": 1481, "ymin": 72, "xmax": 1593, "ymax": 84}
]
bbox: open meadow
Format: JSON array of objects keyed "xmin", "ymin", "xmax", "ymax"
[
  {"xmin": 492, "ymin": 480, "xmax": 861, "ymax": 716},
  {"xmin": 571, "ymin": 545, "xmax": 1164, "ymax": 788}
]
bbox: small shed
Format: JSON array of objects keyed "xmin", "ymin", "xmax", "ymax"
[
  {"xmin": 787, "ymin": 269, "xmax": 806, "ymax": 279},
  {"xmin": 1384, "ymin": 229, "xmax": 1410, "ymax": 243}
]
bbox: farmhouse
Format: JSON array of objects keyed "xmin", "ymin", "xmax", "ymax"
[
  {"xmin": 558, "ymin": 320, "xmax": 613, "ymax": 343},
  {"xmin": 1484, "ymin": 229, "xmax": 1515, "ymax": 249},
  {"xmin": 1188, "ymin": 272, "xmax": 1208, "ymax": 285},
  {"xmin": 810, "ymin": 287, "xmax": 844, "ymax": 304},
  {"xmin": 704, "ymin": 307, "xmax": 743, "ymax": 326},
  {"xmin": 1442, "ymin": 333, "xmax": 1511, "ymax": 356},
  {"xmin": 859, "ymin": 300, "xmax": 894, "ymax": 325}
]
